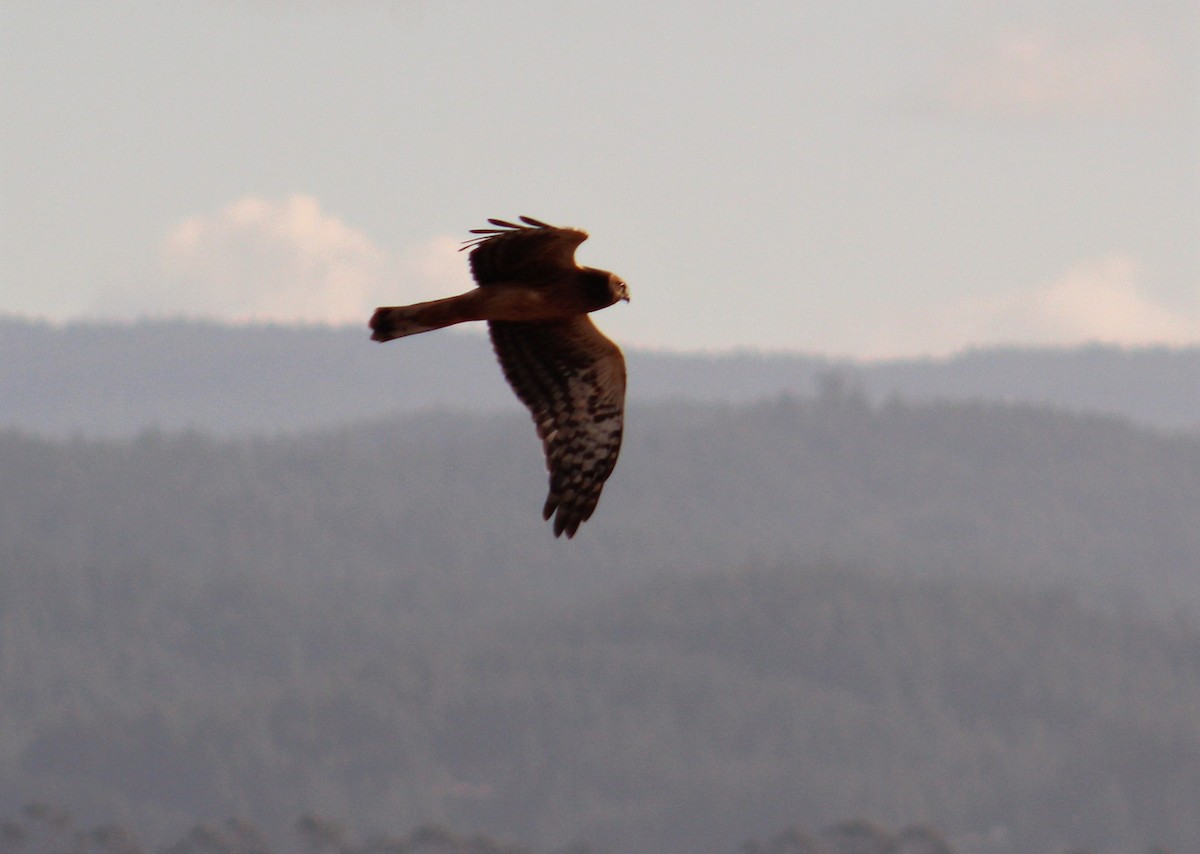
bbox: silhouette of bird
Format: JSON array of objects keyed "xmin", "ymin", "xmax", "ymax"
[{"xmin": 371, "ymin": 216, "xmax": 629, "ymax": 537}]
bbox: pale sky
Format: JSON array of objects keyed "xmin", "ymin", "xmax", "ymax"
[{"xmin": 2, "ymin": 1, "xmax": 1197, "ymax": 358}]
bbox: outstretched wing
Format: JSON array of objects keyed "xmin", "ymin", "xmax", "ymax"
[
  {"xmin": 488, "ymin": 316, "xmax": 626, "ymax": 538},
  {"xmin": 463, "ymin": 216, "xmax": 589, "ymax": 286}
]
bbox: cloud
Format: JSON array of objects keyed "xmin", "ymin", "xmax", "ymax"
[
  {"xmin": 393, "ymin": 233, "xmax": 475, "ymax": 304},
  {"xmin": 858, "ymin": 254, "xmax": 1199, "ymax": 359},
  {"xmin": 1018, "ymin": 254, "xmax": 1195, "ymax": 344},
  {"xmin": 966, "ymin": 254, "xmax": 1193, "ymax": 351},
  {"xmin": 115, "ymin": 195, "xmax": 471, "ymax": 325},
  {"xmin": 939, "ymin": 28, "xmax": 1172, "ymax": 118},
  {"xmin": 158, "ymin": 195, "xmax": 385, "ymax": 324}
]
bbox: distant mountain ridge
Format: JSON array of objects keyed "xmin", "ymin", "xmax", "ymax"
[
  {"xmin": 2, "ymin": 316, "xmax": 1198, "ymax": 436},
  {"xmin": 2, "ymin": 362, "xmax": 1198, "ymax": 852}
]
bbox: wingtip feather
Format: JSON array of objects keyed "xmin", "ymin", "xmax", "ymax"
[{"xmin": 543, "ymin": 493, "xmax": 582, "ymax": 538}]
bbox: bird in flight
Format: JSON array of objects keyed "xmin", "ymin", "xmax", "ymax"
[{"xmin": 370, "ymin": 216, "xmax": 630, "ymax": 537}]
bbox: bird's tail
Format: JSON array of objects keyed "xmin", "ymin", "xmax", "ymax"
[{"xmin": 370, "ymin": 306, "xmax": 441, "ymax": 342}]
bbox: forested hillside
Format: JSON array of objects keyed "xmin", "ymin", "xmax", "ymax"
[
  {"xmin": 3, "ymin": 393, "xmax": 1196, "ymax": 620},
  {"xmin": 3, "ymin": 317, "xmax": 1199, "ymax": 436},
  {"xmin": 0, "ymin": 558, "xmax": 1195, "ymax": 853},
  {"xmin": 0, "ymin": 394, "xmax": 1198, "ymax": 852}
]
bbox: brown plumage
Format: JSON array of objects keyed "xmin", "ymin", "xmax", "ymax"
[{"xmin": 370, "ymin": 216, "xmax": 630, "ymax": 537}]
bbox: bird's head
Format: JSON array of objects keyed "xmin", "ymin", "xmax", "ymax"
[{"xmin": 581, "ymin": 268, "xmax": 631, "ymax": 309}]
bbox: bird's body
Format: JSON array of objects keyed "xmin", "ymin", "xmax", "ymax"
[
  {"xmin": 370, "ymin": 275, "xmax": 611, "ymax": 338},
  {"xmin": 370, "ymin": 216, "xmax": 629, "ymax": 538}
]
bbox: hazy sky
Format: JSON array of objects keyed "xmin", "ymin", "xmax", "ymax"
[{"xmin": 2, "ymin": 1, "xmax": 1197, "ymax": 357}]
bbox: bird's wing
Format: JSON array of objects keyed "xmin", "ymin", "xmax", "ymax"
[
  {"xmin": 463, "ymin": 216, "xmax": 589, "ymax": 286},
  {"xmin": 488, "ymin": 316, "xmax": 626, "ymax": 537}
]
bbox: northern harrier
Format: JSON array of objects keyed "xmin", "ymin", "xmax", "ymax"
[{"xmin": 370, "ymin": 216, "xmax": 630, "ymax": 537}]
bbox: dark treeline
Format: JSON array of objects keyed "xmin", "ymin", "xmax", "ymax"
[
  {"xmin": 3, "ymin": 317, "xmax": 1199, "ymax": 437},
  {"xmin": 0, "ymin": 804, "xmax": 564, "ymax": 854},
  {"xmin": 1, "ymin": 395, "xmax": 1198, "ymax": 852},
  {"xmin": 859, "ymin": 344, "xmax": 1200, "ymax": 431},
  {"xmin": 0, "ymin": 806, "xmax": 1182, "ymax": 854}
]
